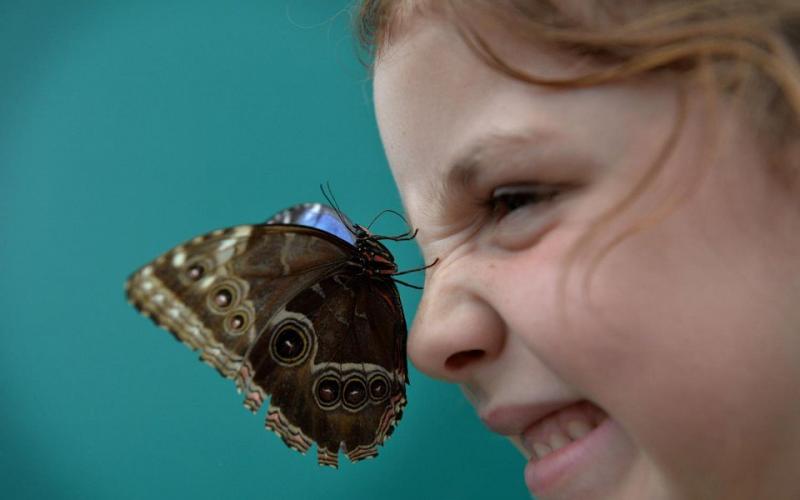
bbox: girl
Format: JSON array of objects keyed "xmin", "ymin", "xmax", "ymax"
[{"xmin": 356, "ymin": 1, "xmax": 800, "ymax": 498}]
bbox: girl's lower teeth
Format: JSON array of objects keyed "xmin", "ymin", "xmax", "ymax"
[
  {"xmin": 531, "ymin": 419, "xmax": 598, "ymax": 460},
  {"xmin": 524, "ymin": 401, "xmax": 607, "ymax": 460}
]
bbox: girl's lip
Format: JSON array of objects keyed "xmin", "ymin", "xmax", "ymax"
[
  {"xmin": 524, "ymin": 414, "xmax": 616, "ymax": 496},
  {"xmin": 480, "ymin": 399, "xmax": 583, "ymax": 436}
]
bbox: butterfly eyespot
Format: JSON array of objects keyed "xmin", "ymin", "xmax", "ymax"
[
  {"xmin": 215, "ymin": 289, "xmax": 233, "ymax": 307},
  {"xmin": 314, "ymin": 376, "xmax": 341, "ymax": 409},
  {"xmin": 368, "ymin": 375, "xmax": 390, "ymax": 402},
  {"xmin": 207, "ymin": 281, "xmax": 243, "ymax": 313},
  {"xmin": 276, "ymin": 328, "xmax": 302, "ymax": 357},
  {"xmin": 224, "ymin": 308, "xmax": 253, "ymax": 336},
  {"xmin": 269, "ymin": 319, "xmax": 313, "ymax": 367},
  {"xmin": 186, "ymin": 264, "xmax": 204, "ymax": 280},
  {"xmin": 231, "ymin": 314, "xmax": 244, "ymax": 329},
  {"xmin": 343, "ymin": 377, "xmax": 368, "ymax": 410},
  {"xmin": 179, "ymin": 256, "xmax": 214, "ymax": 286}
]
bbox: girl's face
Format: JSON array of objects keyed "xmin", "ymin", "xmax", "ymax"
[{"xmin": 373, "ymin": 14, "xmax": 800, "ymax": 500}]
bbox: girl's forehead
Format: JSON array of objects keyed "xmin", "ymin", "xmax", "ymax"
[{"xmin": 372, "ymin": 14, "xmax": 607, "ymax": 174}]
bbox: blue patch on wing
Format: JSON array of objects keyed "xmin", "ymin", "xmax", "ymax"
[
  {"xmin": 295, "ymin": 208, "xmax": 356, "ymax": 245},
  {"xmin": 267, "ymin": 203, "xmax": 357, "ymax": 246}
]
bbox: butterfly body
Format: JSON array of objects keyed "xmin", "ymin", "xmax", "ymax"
[{"xmin": 125, "ymin": 203, "xmax": 408, "ymax": 467}]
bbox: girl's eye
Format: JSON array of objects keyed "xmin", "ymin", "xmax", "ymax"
[{"xmin": 487, "ymin": 184, "xmax": 560, "ymax": 219}]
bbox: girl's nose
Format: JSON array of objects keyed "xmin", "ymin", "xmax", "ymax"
[{"xmin": 407, "ymin": 264, "xmax": 505, "ymax": 382}]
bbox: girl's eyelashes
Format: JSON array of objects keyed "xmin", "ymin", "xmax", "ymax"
[{"xmin": 485, "ymin": 183, "xmax": 561, "ymax": 219}]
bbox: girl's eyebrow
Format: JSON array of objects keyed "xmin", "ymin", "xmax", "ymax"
[{"xmin": 436, "ymin": 129, "xmax": 556, "ymax": 204}]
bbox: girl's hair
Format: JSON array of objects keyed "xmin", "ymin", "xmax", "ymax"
[{"xmin": 355, "ymin": 0, "xmax": 800, "ymax": 310}]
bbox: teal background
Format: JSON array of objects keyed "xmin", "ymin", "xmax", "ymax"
[{"xmin": 0, "ymin": 1, "xmax": 528, "ymax": 499}]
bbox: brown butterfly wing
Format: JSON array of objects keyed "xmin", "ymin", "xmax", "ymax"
[
  {"xmin": 238, "ymin": 272, "xmax": 408, "ymax": 467},
  {"xmin": 125, "ymin": 224, "xmax": 350, "ymax": 378},
  {"xmin": 126, "ymin": 222, "xmax": 408, "ymax": 466}
]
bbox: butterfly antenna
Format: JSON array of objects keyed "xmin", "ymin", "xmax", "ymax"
[
  {"xmin": 320, "ymin": 182, "xmax": 358, "ymax": 237},
  {"xmin": 368, "ymin": 208, "xmax": 420, "ymax": 242},
  {"xmin": 367, "ymin": 208, "xmax": 406, "ymax": 231}
]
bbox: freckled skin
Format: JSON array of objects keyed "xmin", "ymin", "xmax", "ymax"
[{"xmin": 373, "ymin": 14, "xmax": 800, "ymax": 500}]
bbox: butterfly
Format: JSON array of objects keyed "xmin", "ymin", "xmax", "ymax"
[{"xmin": 125, "ymin": 202, "xmax": 425, "ymax": 467}]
